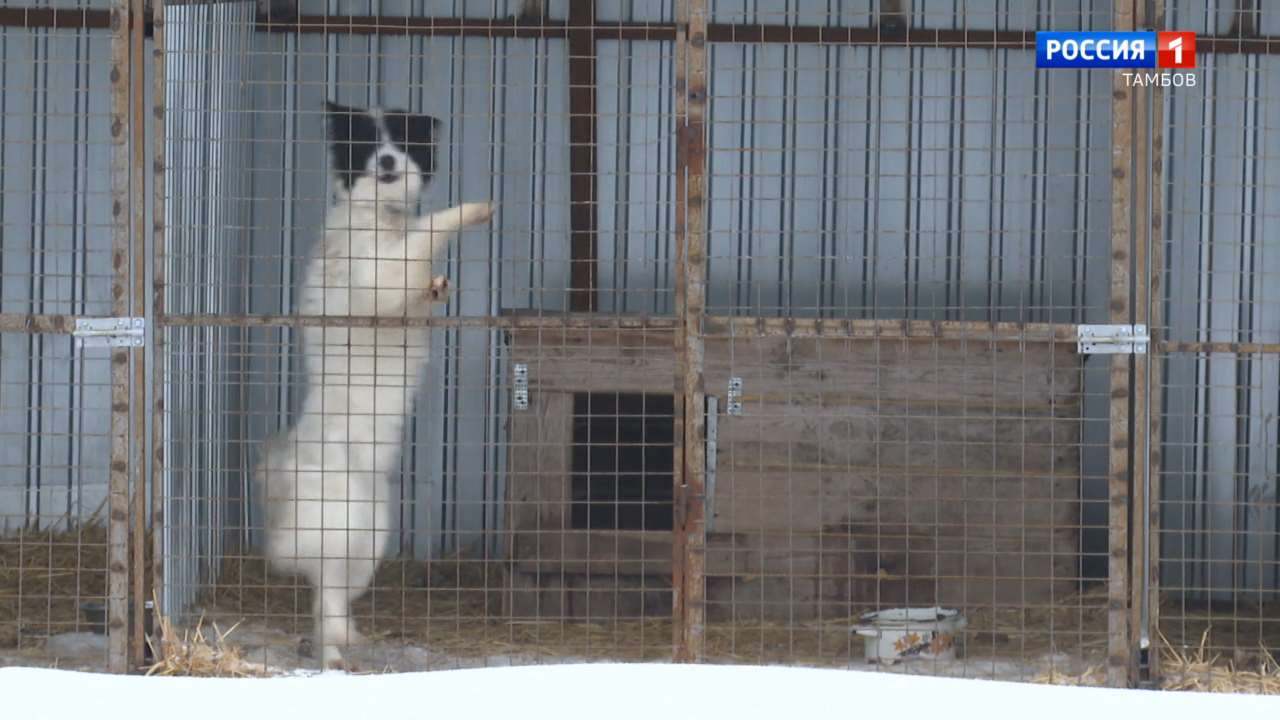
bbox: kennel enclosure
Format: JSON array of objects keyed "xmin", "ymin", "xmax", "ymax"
[{"xmin": 0, "ymin": 0, "xmax": 1277, "ymax": 687}]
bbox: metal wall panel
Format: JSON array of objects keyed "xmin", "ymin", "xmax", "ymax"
[
  {"xmin": 162, "ymin": 0, "xmax": 257, "ymax": 616},
  {"xmin": 1159, "ymin": 51, "xmax": 1280, "ymax": 600},
  {"xmin": 596, "ymin": 39, "xmax": 676, "ymax": 314},
  {"xmin": 704, "ymin": 43, "xmax": 1114, "ymax": 322},
  {"xmin": 0, "ymin": 28, "xmax": 115, "ymax": 530}
]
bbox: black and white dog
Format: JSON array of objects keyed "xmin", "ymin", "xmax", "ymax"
[{"xmin": 256, "ymin": 101, "xmax": 494, "ymax": 670}]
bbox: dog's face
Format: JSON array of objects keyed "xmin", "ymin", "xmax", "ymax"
[{"xmin": 324, "ymin": 101, "xmax": 441, "ymax": 209}]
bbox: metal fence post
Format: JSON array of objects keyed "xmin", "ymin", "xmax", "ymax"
[{"xmin": 674, "ymin": 0, "xmax": 708, "ymax": 663}]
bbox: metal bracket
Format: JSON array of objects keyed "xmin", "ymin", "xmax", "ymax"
[
  {"xmin": 73, "ymin": 317, "xmax": 145, "ymax": 349},
  {"xmin": 726, "ymin": 376, "xmax": 744, "ymax": 416},
  {"xmin": 512, "ymin": 362, "xmax": 529, "ymax": 411},
  {"xmin": 1077, "ymin": 324, "xmax": 1149, "ymax": 355},
  {"xmin": 705, "ymin": 395, "xmax": 719, "ymax": 533}
]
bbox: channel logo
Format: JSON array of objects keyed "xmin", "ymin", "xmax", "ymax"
[{"xmin": 1037, "ymin": 31, "xmax": 1196, "ymax": 69}]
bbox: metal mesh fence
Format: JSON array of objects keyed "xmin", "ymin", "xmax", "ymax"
[{"xmin": 0, "ymin": 0, "xmax": 1275, "ymax": 688}]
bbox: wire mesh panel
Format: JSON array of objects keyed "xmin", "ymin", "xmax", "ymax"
[
  {"xmin": 0, "ymin": 1, "xmax": 136, "ymax": 672},
  {"xmin": 130, "ymin": 0, "xmax": 1280, "ymax": 687},
  {"xmin": 694, "ymin": 324, "xmax": 1111, "ymax": 679},
  {"xmin": 1154, "ymin": 28, "xmax": 1280, "ymax": 677},
  {"xmin": 702, "ymin": 21, "xmax": 1114, "ymax": 321},
  {"xmin": 157, "ymin": 2, "xmax": 684, "ymax": 672},
  {"xmin": 684, "ymin": 1, "xmax": 1121, "ymax": 682},
  {"xmin": 0, "ymin": 334, "xmax": 116, "ymax": 668}
]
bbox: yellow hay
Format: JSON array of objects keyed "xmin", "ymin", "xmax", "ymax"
[
  {"xmin": 1158, "ymin": 628, "xmax": 1280, "ymax": 695},
  {"xmin": 0, "ymin": 527, "xmax": 109, "ymax": 647},
  {"xmin": 146, "ymin": 595, "xmax": 270, "ymax": 678}
]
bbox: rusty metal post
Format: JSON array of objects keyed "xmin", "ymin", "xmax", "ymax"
[
  {"xmin": 129, "ymin": 0, "xmax": 150, "ymax": 671},
  {"xmin": 1143, "ymin": 0, "xmax": 1168, "ymax": 682},
  {"xmin": 1129, "ymin": 0, "xmax": 1152, "ymax": 684},
  {"xmin": 672, "ymin": 0, "xmax": 708, "ymax": 663},
  {"xmin": 150, "ymin": 0, "xmax": 168, "ymax": 643},
  {"xmin": 1108, "ymin": 0, "xmax": 1136, "ymax": 689},
  {"xmin": 107, "ymin": 0, "xmax": 133, "ymax": 675}
]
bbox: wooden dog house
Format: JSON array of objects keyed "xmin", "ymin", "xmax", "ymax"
[{"xmin": 502, "ymin": 318, "xmax": 1083, "ymax": 621}]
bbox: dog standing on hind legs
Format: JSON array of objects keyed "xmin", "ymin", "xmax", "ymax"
[{"xmin": 255, "ymin": 100, "xmax": 495, "ymax": 670}]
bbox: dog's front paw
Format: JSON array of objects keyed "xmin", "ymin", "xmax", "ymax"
[
  {"xmin": 427, "ymin": 275, "xmax": 452, "ymax": 302},
  {"xmin": 457, "ymin": 202, "xmax": 496, "ymax": 227},
  {"xmin": 325, "ymin": 658, "xmax": 359, "ymax": 673}
]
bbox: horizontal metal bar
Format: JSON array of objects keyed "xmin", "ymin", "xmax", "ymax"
[
  {"xmin": 0, "ymin": 7, "xmax": 113, "ymax": 30},
  {"xmin": 155, "ymin": 312, "xmax": 680, "ymax": 330},
  {"xmin": 153, "ymin": 313, "xmax": 1081, "ymax": 345},
  {"xmin": 0, "ymin": 6, "xmax": 1274, "ymax": 56},
  {"xmin": 5, "ymin": 311, "xmax": 1112, "ymax": 348},
  {"xmin": 45, "ymin": 312, "xmax": 1280, "ymax": 351},
  {"xmin": 250, "ymin": 15, "xmax": 1280, "ymax": 55},
  {"xmin": 707, "ymin": 25, "xmax": 1033, "ymax": 47},
  {"xmin": 253, "ymin": 15, "xmax": 677, "ymax": 40},
  {"xmin": 0, "ymin": 313, "xmax": 84, "ymax": 333},
  {"xmin": 1160, "ymin": 340, "xmax": 1280, "ymax": 355},
  {"xmin": 703, "ymin": 316, "xmax": 1079, "ymax": 343}
]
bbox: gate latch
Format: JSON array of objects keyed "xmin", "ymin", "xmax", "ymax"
[
  {"xmin": 73, "ymin": 317, "xmax": 145, "ymax": 349},
  {"xmin": 1077, "ymin": 324, "xmax": 1149, "ymax": 355},
  {"xmin": 512, "ymin": 362, "xmax": 529, "ymax": 410}
]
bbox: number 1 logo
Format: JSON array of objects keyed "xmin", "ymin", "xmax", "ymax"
[{"xmin": 1158, "ymin": 32, "xmax": 1196, "ymax": 69}]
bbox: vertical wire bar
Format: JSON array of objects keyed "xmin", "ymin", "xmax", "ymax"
[
  {"xmin": 567, "ymin": 0, "xmax": 598, "ymax": 311},
  {"xmin": 1129, "ymin": 0, "xmax": 1152, "ymax": 682},
  {"xmin": 673, "ymin": 0, "xmax": 707, "ymax": 663},
  {"xmin": 150, "ymin": 0, "xmax": 168, "ymax": 629},
  {"xmin": 1107, "ymin": 0, "xmax": 1135, "ymax": 689},
  {"xmin": 129, "ymin": 0, "xmax": 149, "ymax": 670},
  {"xmin": 1146, "ymin": 0, "xmax": 1168, "ymax": 681},
  {"xmin": 107, "ymin": 0, "xmax": 132, "ymax": 675}
]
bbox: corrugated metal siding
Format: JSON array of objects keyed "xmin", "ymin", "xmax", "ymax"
[
  {"xmin": 704, "ymin": 43, "xmax": 1114, "ymax": 321},
  {"xmin": 1159, "ymin": 50, "xmax": 1280, "ymax": 600},
  {"xmin": 163, "ymin": 0, "xmax": 258, "ymax": 613},
  {"xmin": 0, "ymin": 26, "xmax": 115, "ymax": 531},
  {"xmin": 597, "ymin": 39, "xmax": 676, "ymax": 314}
]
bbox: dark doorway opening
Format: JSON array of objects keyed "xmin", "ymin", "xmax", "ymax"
[{"xmin": 570, "ymin": 392, "xmax": 674, "ymax": 531}]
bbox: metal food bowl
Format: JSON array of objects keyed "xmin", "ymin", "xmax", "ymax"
[{"xmin": 852, "ymin": 607, "xmax": 967, "ymax": 664}]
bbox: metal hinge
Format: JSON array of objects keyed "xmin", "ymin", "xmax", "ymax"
[
  {"xmin": 512, "ymin": 362, "xmax": 529, "ymax": 411},
  {"xmin": 73, "ymin": 317, "xmax": 146, "ymax": 349},
  {"xmin": 1077, "ymin": 324, "xmax": 1149, "ymax": 355},
  {"xmin": 726, "ymin": 376, "xmax": 744, "ymax": 416}
]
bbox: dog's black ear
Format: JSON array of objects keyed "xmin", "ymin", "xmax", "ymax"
[
  {"xmin": 406, "ymin": 113, "xmax": 442, "ymax": 148},
  {"xmin": 324, "ymin": 101, "xmax": 357, "ymax": 141}
]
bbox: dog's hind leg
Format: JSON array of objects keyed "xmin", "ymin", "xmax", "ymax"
[{"xmin": 315, "ymin": 558, "xmax": 366, "ymax": 671}]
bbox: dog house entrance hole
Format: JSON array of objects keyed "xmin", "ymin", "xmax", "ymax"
[{"xmin": 571, "ymin": 392, "xmax": 674, "ymax": 531}]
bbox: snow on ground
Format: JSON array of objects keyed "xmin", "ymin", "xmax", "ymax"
[{"xmin": 4, "ymin": 663, "xmax": 1279, "ymax": 720}]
